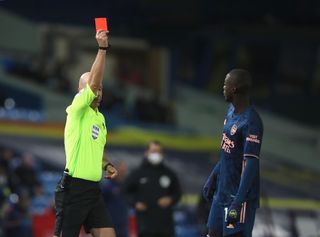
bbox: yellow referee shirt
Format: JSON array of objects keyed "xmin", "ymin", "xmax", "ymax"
[{"xmin": 64, "ymin": 84, "xmax": 107, "ymax": 181}]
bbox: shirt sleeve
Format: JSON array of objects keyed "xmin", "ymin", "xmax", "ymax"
[
  {"xmin": 243, "ymin": 114, "xmax": 263, "ymax": 159},
  {"xmin": 233, "ymin": 157, "xmax": 259, "ymax": 205},
  {"xmin": 66, "ymin": 84, "xmax": 96, "ymax": 115}
]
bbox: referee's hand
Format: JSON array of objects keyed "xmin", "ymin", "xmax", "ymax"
[
  {"xmin": 104, "ymin": 165, "xmax": 118, "ymax": 179},
  {"xmin": 96, "ymin": 29, "xmax": 109, "ymax": 48}
]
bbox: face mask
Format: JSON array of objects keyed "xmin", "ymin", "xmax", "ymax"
[{"xmin": 147, "ymin": 152, "xmax": 163, "ymax": 165}]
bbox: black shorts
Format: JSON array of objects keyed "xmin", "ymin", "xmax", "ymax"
[{"xmin": 54, "ymin": 176, "xmax": 113, "ymax": 237}]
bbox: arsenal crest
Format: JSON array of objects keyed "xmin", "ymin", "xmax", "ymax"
[{"xmin": 230, "ymin": 124, "xmax": 237, "ymax": 135}]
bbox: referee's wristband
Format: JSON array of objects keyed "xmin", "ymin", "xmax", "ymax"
[
  {"xmin": 99, "ymin": 45, "xmax": 110, "ymax": 51},
  {"xmin": 103, "ymin": 162, "xmax": 114, "ymax": 171}
]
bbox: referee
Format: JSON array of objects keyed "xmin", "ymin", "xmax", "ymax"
[{"xmin": 53, "ymin": 30, "xmax": 118, "ymax": 237}]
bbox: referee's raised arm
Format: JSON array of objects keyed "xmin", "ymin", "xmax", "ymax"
[{"xmin": 87, "ymin": 30, "xmax": 109, "ymax": 94}]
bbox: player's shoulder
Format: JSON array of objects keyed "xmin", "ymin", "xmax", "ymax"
[
  {"xmin": 246, "ymin": 106, "xmax": 263, "ymax": 126},
  {"xmin": 247, "ymin": 106, "xmax": 262, "ymax": 119},
  {"xmin": 227, "ymin": 103, "xmax": 234, "ymax": 111},
  {"xmin": 226, "ymin": 103, "xmax": 235, "ymax": 116}
]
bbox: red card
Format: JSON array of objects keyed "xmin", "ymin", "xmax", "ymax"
[{"xmin": 95, "ymin": 18, "xmax": 108, "ymax": 32}]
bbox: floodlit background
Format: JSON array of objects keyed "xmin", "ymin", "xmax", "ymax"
[{"xmin": 0, "ymin": 1, "xmax": 319, "ymax": 236}]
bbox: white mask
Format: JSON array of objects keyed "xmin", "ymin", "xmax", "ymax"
[{"xmin": 147, "ymin": 152, "xmax": 163, "ymax": 165}]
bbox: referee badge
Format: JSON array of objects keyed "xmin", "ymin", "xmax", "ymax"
[{"xmin": 92, "ymin": 125, "xmax": 100, "ymax": 139}]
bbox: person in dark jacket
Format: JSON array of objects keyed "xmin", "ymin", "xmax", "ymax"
[
  {"xmin": 100, "ymin": 160, "xmax": 129, "ymax": 237},
  {"xmin": 123, "ymin": 140, "xmax": 182, "ymax": 237}
]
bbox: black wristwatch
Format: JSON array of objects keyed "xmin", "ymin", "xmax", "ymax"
[{"xmin": 99, "ymin": 45, "xmax": 111, "ymax": 50}]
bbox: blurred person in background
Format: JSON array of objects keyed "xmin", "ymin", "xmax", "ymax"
[
  {"xmin": 0, "ymin": 165, "xmax": 11, "ymax": 203},
  {"xmin": 29, "ymin": 184, "xmax": 48, "ymax": 215},
  {"xmin": 100, "ymin": 160, "xmax": 129, "ymax": 237},
  {"xmin": 3, "ymin": 191, "xmax": 33, "ymax": 237},
  {"xmin": 0, "ymin": 148, "xmax": 18, "ymax": 193},
  {"xmin": 123, "ymin": 141, "xmax": 182, "ymax": 237},
  {"xmin": 14, "ymin": 152, "xmax": 41, "ymax": 197},
  {"xmin": 0, "ymin": 148, "xmax": 14, "ymax": 171},
  {"xmin": 0, "ymin": 165, "xmax": 11, "ymax": 236},
  {"xmin": 203, "ymin": 69, "xmax": 263, "ymax": 237},
  {"xmin": 53, "ymin": 30, "xmax": 118, "ymax": 237}
]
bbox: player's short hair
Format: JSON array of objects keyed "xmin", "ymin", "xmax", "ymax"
[
  {"xmin": 148, "ymin": 140, "xmax": 162, "ymax": 149},
  {"xmin": 229, "ymin": 69, "xmax": 252, "ymax": 94}
]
